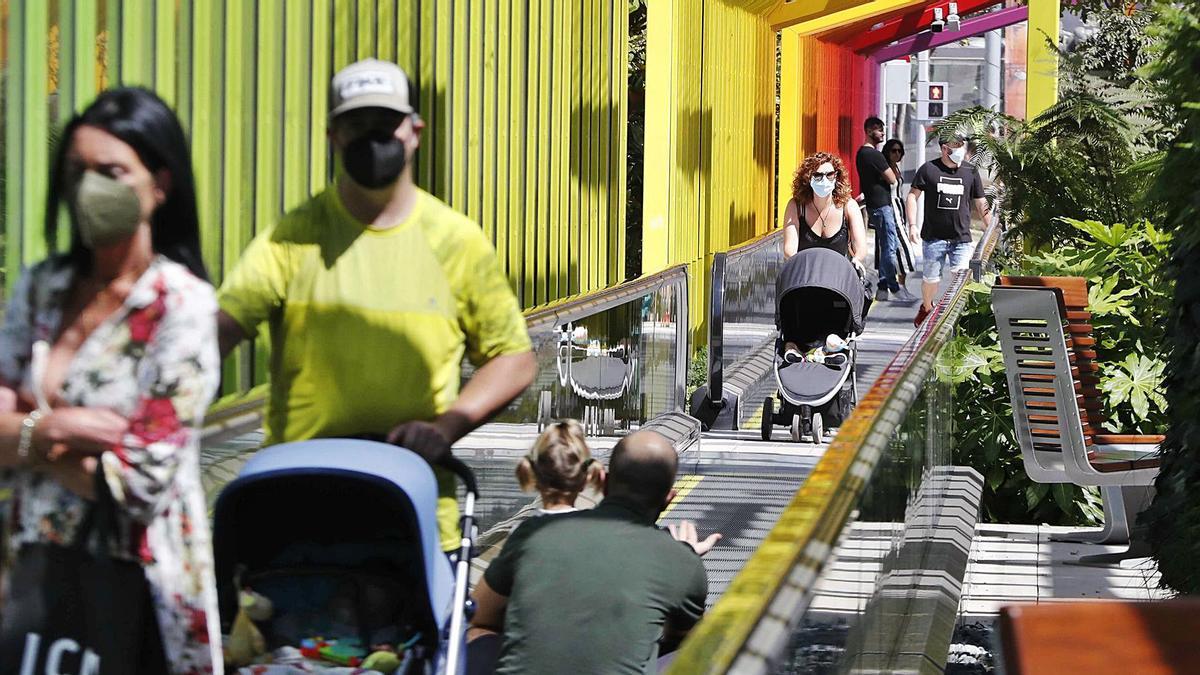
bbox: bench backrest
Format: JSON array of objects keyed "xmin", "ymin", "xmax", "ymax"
[
  {"xmin": 998, "ymin": 276, "xmax": 1106, "ymax": 432},
  {"xmin": 991, "ymin": 285, "xmax": 1090, "ymax": 480}
]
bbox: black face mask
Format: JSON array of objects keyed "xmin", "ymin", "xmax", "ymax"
[{"xmin": 343, "ymin": 131, "xmax": 407, "ymax": 189}]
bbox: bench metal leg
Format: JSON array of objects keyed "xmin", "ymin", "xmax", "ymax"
[
  {"xmin": 1062, "ymin": 486, "xmax": 1155, "ymax": 567},
  {"xmin": 1050, "ymin": 485, "xmax": 1152, "ymax": 545},
  {"xmin": 1069, "ymin": 537, "xmax": 1153, "ymax": 567}
]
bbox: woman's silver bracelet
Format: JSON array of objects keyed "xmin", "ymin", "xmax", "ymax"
[{"xmin": 17, "ymin": 409, "xmax": 44, "ymax": 463}]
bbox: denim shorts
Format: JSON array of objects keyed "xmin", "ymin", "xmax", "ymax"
[{"xmin": 921, "ymin": 238, "xmax": 972, "ymax": 283}]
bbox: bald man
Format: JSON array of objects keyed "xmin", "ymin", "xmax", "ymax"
[{"xmin": 469, "ymin": 431, "xmax": 721, "ymax": 675}]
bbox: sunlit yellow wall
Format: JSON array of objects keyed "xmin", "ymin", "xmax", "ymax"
[
  {"xmin": 1026, "ymin": 0, "xmax": 1060, "ymax": 119},
  {"xmin": 2, "ymin": 0, "xmax": 627, "ymax": 393},
  {"xmin": 642, "ymin": 0, "xmax": 776, "ymax": 340}
]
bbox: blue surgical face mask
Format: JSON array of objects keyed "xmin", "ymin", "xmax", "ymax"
[
  {"xmin": 810, "ymin": 177, "xmax": 835, "ymax": 198},
  {"xmin": 949, "ymin": 146, "xmax": 968, "ymax": 165}
]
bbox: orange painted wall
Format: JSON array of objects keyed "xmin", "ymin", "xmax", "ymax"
[{"xmin": 781, "ymin": 35, "xmax": 879, "ymax": 211}]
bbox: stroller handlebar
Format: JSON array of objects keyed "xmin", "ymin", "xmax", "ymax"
[
  {"xmin": 440, "ymin": 455, "xmax": 479, "ymax": 497},
  {"xmin": 348, "ymin": 432, "xmax": 479, "ymax": 496}
]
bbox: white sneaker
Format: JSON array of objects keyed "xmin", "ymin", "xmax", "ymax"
[
  {"xmin": 893, "ymin": 287, "xmax": 918, "ymax": 303},
  {"xmin": 874, "ymin": 287, "xmax": 889, "ymax": 302}
]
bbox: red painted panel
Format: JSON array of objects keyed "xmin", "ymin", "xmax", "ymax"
[
  {"xmin": 790, "ymin": 39, "xmax": 879, "ymax": 198},
  {"xmin": 825, "ymin": 0, "xmax": 1001, "ymax": 53}
]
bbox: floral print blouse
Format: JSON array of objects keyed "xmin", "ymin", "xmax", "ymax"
[{"xmin": 0, "ymin": 255, "xmax": 223, "ymax": 674}]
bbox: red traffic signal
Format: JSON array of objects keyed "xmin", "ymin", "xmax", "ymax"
[{"xmin": 928, "ymin": 85, "xmax": 945, "ymax": 101}]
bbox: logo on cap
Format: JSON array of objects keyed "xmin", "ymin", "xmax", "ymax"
[{"xmin": 340, "ymin": 72, "xmax": 397, "ymax": 99}]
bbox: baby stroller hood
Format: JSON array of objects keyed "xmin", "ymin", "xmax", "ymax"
[
  {"xmin": 213, "ymin": 439, "xmax": 454, "ymax": 634},
  {"xmin": 775, "ymin": 247, "xmax": 866, "ymax": 337}
]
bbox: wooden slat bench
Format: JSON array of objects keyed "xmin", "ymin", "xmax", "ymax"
[
  {"xmin": 1000, "ymin": 600, "xmax": 1200, "ymax": 675},
  {"xmin": 992, "ymin": 278, "xmax": 1160, "ymax": 561}
]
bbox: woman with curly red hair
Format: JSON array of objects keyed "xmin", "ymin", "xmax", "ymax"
[
  {"xmin": 782, "ymin": 152, "xmax": 868, "ymax": 266},
  {"xmin": 780, "ymin": 152, "xmax": 870, "ymax": 361}
]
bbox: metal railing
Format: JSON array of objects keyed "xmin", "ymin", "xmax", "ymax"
[{"xmin": 667, "ymin": 218, "xmax": 1006, "ymax": 674}]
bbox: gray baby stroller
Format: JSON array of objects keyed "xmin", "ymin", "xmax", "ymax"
[{"xmin": 761, "ymin": 247, "xmax": 866, "ymax": 443}]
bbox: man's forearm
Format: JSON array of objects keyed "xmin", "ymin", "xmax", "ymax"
[
  {"xmin": 976, "ymin": 200, "xmax": 992, "ymax": 227},
  {"xmin": 435, "ymin": 351, "xmax": 536, "ymax": 443},
  {"xmin": 217, "ymin": 310, "xmax": 250, "ymax": 359}
]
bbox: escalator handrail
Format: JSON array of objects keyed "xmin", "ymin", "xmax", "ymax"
[{"xmin": 705, "ymin": 230, "xmax": 785, "ymax": 405}]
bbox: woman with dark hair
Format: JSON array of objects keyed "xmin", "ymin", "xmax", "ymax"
[
  {"xmin": 782, "ymin": 151, "xmax": 868, "ymax": 264},
  {"xmin": 881, "ymin": 138, "xmax": 915, "ymax": 285},
  {"xmin": 0, "ymin": 87, "xmax": 221, "ymax": 672}
]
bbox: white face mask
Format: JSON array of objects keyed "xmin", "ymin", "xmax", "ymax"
[
  {"xmin": 810, "ymin": 177, "xmax": 835, "ymax": 198},
  {"xmin": 949, "ymin": 146, "xmax": 968, "ymax": 165}
]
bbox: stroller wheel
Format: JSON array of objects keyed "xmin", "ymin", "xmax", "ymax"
[
  {"xmin": 790, "ymin": 414, "xmax": 803, "ymax": 443},
  {"xmin": 761, "ymin": 398, "xmax": 774, "ymax": 441},
  {"xmin": 811, "ymin": 413, "xmax": 824, "ymax": 443}
]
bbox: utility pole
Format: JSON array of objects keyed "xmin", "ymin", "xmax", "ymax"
[
  {"xmin": 985, "ymin": 29, "xmax": 1002, "ymax": 111},
  {"xmin": 916, "ymin": 50, "xmax": 930, "ymax": 167}
]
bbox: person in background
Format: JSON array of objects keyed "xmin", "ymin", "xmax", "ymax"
[
  {"xmin": 856, "ymin": 117, "xmax": 916, "ymax": 303},
  {"xmin": 517, "ymin": 419, "xmax": 604, "ymax": 515},
  {"xmin": 0, "ymin": 87, "xmax": 222, "ymax": 672},
  {"xmin": 216, "ymin": 59, "xmax": 537, "ymax": 552},
  {"xmin": 881, "ymin": 138, "xmax": 915, "ymax": 287},
  {"xmin": 906, "ymin": 131, "xmax": 993, "ymax": 326},
  {"xmin": 469, "ymin": 430, "xmax": 721, "ymax": 675}
]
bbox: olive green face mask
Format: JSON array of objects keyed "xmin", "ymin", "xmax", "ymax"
[{"xmin": 69, "ymin": 170, "xmax": 143, "ymax": 248}]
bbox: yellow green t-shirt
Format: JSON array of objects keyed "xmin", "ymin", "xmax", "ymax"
[{"xmin": 218, "ymin": 186, "xmax": 531, "ymax": 550}]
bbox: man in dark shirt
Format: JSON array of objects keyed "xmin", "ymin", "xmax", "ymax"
[
  {"xmin": 856, "ymin": 117, "xmax": 915, "ymax": 302},
  {"xmin": 905, "ymin": 132, "xmax": 993, "ymax": 325},
  {"xmin": 469, "ymin": 430, "xmax": 721, "ymax": 675}
]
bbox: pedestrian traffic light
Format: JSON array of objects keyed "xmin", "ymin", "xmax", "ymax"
[{"xmin": 917, "ymin": 81, "xmax": 948, "ymax": 120}]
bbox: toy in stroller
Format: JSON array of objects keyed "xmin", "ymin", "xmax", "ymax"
[
  {"xmin": 762, "ymin": 247, "xmax": 867, "ymax": 443},
  {"xmin": 213, "ymin": 439, "xmax": 478, "ymax": 674}
]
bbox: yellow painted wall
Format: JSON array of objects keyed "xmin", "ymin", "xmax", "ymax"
[
  {"xmin": 2, "ymin": 0, "xmax": 627, "ymax": 394},
  {"xmin": 642, "ymin": 0, "xmax": 777, "ymax": 339},
  {"xmin": 1026, "ymin": 0, "xmax": 1060, "ymax": 119}
]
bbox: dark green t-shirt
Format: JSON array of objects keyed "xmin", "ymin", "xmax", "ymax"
[{"xmin": 483, "ymin": 497, "xmax": 709, "ymax": 675}]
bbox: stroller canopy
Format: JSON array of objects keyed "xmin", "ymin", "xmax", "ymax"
[
  {"xmin": 775, "ymin": 247, "xmax": 866, "ymax": 341},
  {"xmin": 213, "ymin": 440, "xmax": 454, "ymax": 631}
]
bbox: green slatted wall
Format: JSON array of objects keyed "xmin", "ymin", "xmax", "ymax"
[{"xmin": 0, "ymin": 0, "xmax": 628, "ymax": 393}]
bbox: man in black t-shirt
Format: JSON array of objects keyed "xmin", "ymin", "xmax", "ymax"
[
  {"xmin": 905, "ymin": 132, "xmax": 993, "ymax": 325},
  {"xmin": 856, "ymin": 117, "xmax": 914, "ymax": 302}
]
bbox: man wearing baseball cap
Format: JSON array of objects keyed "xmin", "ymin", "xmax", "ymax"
[
  {"xmin": 216, "ymin": 59, "xmax": 536, "ymax": 550},
  {"xmin": 905, "ymin": 130, "xmax": 992, "ymax": 326}
]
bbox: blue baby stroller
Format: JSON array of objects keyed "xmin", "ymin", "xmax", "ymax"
[{"xmin": 213, "ymin": 439, "xmax": 478, "ymax": 674}]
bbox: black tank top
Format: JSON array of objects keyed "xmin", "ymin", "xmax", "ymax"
[{"xmin": 795, "ymin": 201, "xmax": 850, "ymax": 257}]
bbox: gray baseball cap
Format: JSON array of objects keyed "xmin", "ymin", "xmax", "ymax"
[{"xmin": 329, "ymin": 58, "xmax": 415, "ymax": 119}]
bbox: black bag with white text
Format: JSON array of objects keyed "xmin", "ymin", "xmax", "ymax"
[{"xmin": 0, "ymin": 471, "xmax": 167, "ymax": 674}]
